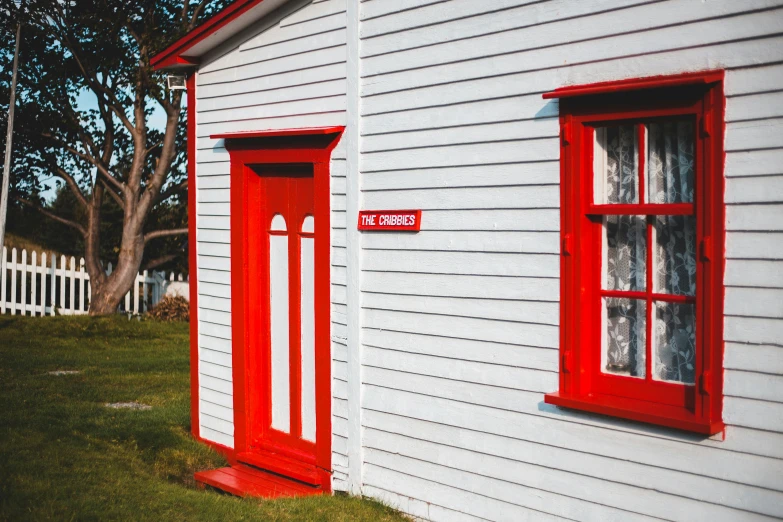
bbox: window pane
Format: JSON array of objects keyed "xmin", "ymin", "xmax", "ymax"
[
  {"xmin": 647, "ymin": 121, "xmax": 695, "ymax": 204},
  {"xmin": 654, "ymin": 301, "xmax": 696, "ymax": 384},
  {"xmin": 603, "ymin": 297, "xmax": 646, "ymax": 378},
  {"xmin": 594, "ymin": 125, "xmax": 639, "ymax": 204},
  {"xmin": 654, "ymin": 215, "xmax": 696, "ymax": 296},
  {"xmin": 605, "ymin": 215, "xmax": 646, "ymax": 291}
]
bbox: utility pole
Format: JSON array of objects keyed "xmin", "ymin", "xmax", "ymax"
[{"xmin": 0, "ymin": 21, "xmax": 21, "ymax": 249}]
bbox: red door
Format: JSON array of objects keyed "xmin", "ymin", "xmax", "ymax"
[{"xmin": 238, "ymin": 163, "xmax": 324, "ymax": 485}]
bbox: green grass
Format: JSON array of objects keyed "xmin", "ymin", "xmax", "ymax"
[{"xmin": 0, "ymin": 315, "xmax": 405, "ymax": 522}]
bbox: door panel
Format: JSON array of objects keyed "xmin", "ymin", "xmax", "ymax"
[
  {"xmin": 246, "ymin": 164, "xmax": 318, "ymax": 465},
  {"xmin": 299, "ymin": 215, "xmax": 316, "ymax": 442}
]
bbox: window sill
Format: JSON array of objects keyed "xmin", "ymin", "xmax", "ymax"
[{"xmin": 544, "ymin": 391, "xmax": 724, "ymax": 435}]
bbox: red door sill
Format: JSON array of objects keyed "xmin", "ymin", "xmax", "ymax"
[
  {"xmin": 195, "ymin": 464, "xmax": 322, "ymax": 499},
  {"xmin": 236, "ymin": 451, "xmax": 321, "ymax": 486}
]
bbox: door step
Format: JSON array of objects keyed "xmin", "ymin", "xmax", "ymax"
[
  {"xmin": 237, "ymin": 451, "xmax": 320, "ymax": 486},
  {"xmin": 195, "ymin": 464, "xmax": 322, "ymax": 499}
]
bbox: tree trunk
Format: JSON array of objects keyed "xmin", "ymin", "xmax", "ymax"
[
  {"xmin": 87, "ymin": 250, "xmax": 145, "ymax": 315},
  {"xmin": 86, "ymin": 210, "xmax": 147, "ymax": 316}
]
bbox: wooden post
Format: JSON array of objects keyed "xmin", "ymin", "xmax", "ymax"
[
  {"xmin": 142, "ymin": 270, "xmax": 149, "ymax": 312},
  {"xmin": 31, "ymin": 251, "xmax": 37, "ymax": 316},
  {"xmin": 133, "ymin": 273, "xmax": 140, "ymax": 314},
  {"xmin": 86, "ymin": 262, "xmax": 91, "ymax": 312},
  {"xmin": 20, "ymin": 250, "xmax": 26, "ymax": 316},
  {"xmin": 79, "ymin": 258, "xmax": 86, "ymax": 314},
  {"xmin": 40, "ymin": 252, "xmax": 47, "ymax": 316},
  {"xmin": 0, "ymin": 246, "xmax": 6, "ymax": 314},
  {"xmin": 49, "ymin": 253, "xmax": 56, "ymax": 316},
  {"xmin": 59, "ymin": 255, "xmax": 66, "ymax": 313},
  {"xmin": 69, "ymin": 257, "xmax": 75, "ymax": 313},
  {"xmin": 10, "ymin": 248, "xmax": 17, "ymax": 315}
]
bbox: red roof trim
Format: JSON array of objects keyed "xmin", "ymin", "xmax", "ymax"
[
  {"xmin": 542, "ymin": 70, "xmax": 725, "ymax": 99},
  {"xmin": 211, "ymin": 126, "xmax": 345, "ymax": 140},
  {"xmin": 151, "ymin": 0, "xmax": 266, "ymax": 71}
]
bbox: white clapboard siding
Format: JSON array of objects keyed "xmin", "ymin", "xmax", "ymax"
[
  {"xmin": 361, "ymin": 7, "xmax": 783, "ymax": 95},
  {"xmin": 362, "ymin": 163, "xmax": 559, "ymax": 191},
  {"xmin": 364, "ymin": 460, "xmax": 625, "ymax": 522},
  {"xmin": 364, "ymin": 309, "xmax": 559, "ymax": 349},
  {"xmin": 355, "ymin": 0, "xmax": 783, "ymax": 519},
  {"xmin": 193, "ymin": 0, "xmax": 348, "ymax": 458},
  {"xmin": 726, "ymin": 175, "xmax": 783, "ymax": 204},
  {"xmin": 362, "ymin": 119, "xmax": 558, "ymax": 154},
  {"xmin": 362, "ymin": 272, "xmax": 558, "ymax": 301},
  {"xmin": 363, "ymin": 425, "xmax": 781, "ymax": 521},
  {"xmin": 197, "ymin": 64, "xmax": 345, "ymax": 100},
  {"xmin": 331, "ymin": 137, "xmax": 349, "ymax": 486},
  {"xmin": 363, "ymin": 250, "xmax": 559, "ymax": 278},
  {"xmin": 363, "ymin": 292, "xmax": 559, "ymax": 327},
  {"xmin": 362, "ymin": 185, "xmax": 559, "ymax": 210},
  {"xmin": 362, "ymin": 0, "xmax": 781, "ymax": 77},
  {"xmin": 362, "ymin": 380, "xmax": 783, "ymax": 492},
  {"xmin": 724, "ymin": 343, "xmax": 783, "ymax": 375},
  {"xmin": 361, "ymin": 0, "xmax": 645, "ymax": 57},
  {"xmin": 362, "ymin": 231, "xmax": 559, "ymax": 254},
  {"xmin": 363, "ymin": 328, "xmax": 557, "ymax": 373}
]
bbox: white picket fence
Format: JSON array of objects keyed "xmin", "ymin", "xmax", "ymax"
[{"xmin": 0, "ymin": 246, "xmax": 188, "ymax": 316}]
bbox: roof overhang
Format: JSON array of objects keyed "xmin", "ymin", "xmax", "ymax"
[{"xmin": 151, "ymin": 0, "xmax": 289, "ymax": 71}]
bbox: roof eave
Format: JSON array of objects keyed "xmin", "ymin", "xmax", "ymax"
[{"xmin": 151, "ymin": 0, "xmax": 279, "ymax": 72}]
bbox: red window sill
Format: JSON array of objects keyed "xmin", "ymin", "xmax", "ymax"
[{"xmin": 544, "ymin": 392, "xmax": 724, "ymax": 435}]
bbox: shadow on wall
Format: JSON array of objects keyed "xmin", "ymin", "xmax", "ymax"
[{"xmin": 536, "ymin": 400, "xmax": 719, "ymax": 444}]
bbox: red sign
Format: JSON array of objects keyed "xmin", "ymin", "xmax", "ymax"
[{"xmin": 358, "ymin": 209, "xmax": 421, "ymax": 231}]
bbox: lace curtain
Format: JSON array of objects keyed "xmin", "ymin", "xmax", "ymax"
[
  {"xmin": 598, "ymin": 125, "xmax": 638, "ymax": 204},
  {"xmin": 648, "ymin": 122, "xmax": 694, "ymax": 204},
  {"xmin": 605, "ymin": 215, "xmax": 647, "ymax": 377},
  {"xmin": 597, "ymin": 121, "xmax": 697, "ymax": 384}
]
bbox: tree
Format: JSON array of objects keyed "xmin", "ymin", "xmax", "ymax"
[{"xmin": 0, "ymin": 0, "xmax": 225, "ymax": 314}]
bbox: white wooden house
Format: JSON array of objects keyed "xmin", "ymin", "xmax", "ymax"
[{"xmin": 152, "ymin": 1, "xmax": 783, "ymax": 519}]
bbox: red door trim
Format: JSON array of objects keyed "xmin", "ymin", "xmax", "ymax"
[
  {"xmin": 226, "ymin": 128, "xmax": 344, "ymax": 490},
  {"xmin": 187, "ymin": 73, "xmax": 201, "ymax": 442}
]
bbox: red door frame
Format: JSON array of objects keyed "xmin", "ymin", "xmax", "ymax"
[{"xmin": 221, "ymin": 127, "xmax": 344, "ymax": 489}]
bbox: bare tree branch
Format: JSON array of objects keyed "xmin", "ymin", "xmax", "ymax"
[
  {"xmin": 144, "ymin": 228, "xmax": 188, "ymax": 244},
  {"xmin": 16, "ymin": 197, "xmax": 87, "ymax": 236},
  {"xmin": 100, "ymin": 179, "xmax": 126, "ymax": 209},
  {"xmin": 155, "ymin": 179, "xmax": 187, "ymax": 205},
  {"xmin": 42, "ymin": 133, "xmax": 127, "ymax": 195},
  {"xmin": 57, "ymin": 23, "xmax": 136, "ymax": 135},
  {"xmin": 137, "ymin": 92, "xmax": 183, "ymax": 215},
  {"xmin": 54, "ymin": 167, "xmax": 88, "ymax": 208},
  {"xmin": 95, "ymin": 85, "xmax": 116, "ymax": 166},
  {"xmin": 144, "ymin": 140, "xmax": 163, "ymax": 157},
  {"xmin": 180, "ymin": 0, "xmax": 192, "ymax": 23},
  {"xmin": 190, "ymin": 0, "xmax": 210, "ymax": 27},
  {"xmin": 144, "ymin": 251, "xmax": 181, "ymax": 271}
]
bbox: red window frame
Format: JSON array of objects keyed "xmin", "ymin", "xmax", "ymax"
[{"xmin": 543, "ymin": 72, "xmax": 726, "ymax": 435}]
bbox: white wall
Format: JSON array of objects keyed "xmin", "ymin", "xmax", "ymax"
[
  {"xmin": 192, "ymin": 0, "xmax": 348, "ymax": 483},
  {"xmin": 355, "ymin": 0, "xmax": 783, "ymax": 520}
]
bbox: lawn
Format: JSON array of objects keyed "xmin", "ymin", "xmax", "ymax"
[{"xmin": 0, "ymin": 315, "xmax": 405, "ymax": 522}]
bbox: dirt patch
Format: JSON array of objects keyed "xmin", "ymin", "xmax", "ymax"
[{"xmin": 104, "ymin": 402, "xmax": 152, "ymax": 410}]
